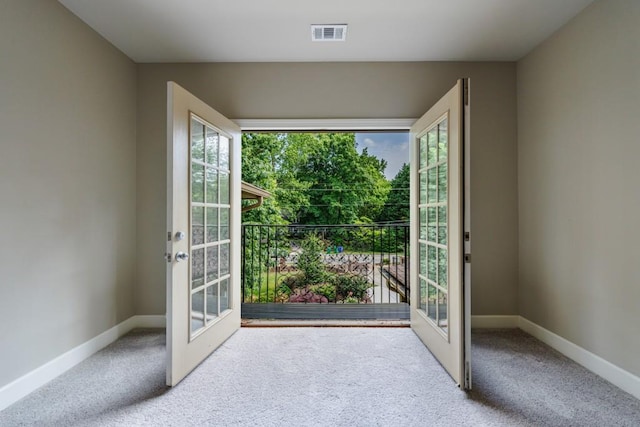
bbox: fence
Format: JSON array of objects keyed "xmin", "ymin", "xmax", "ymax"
[{"xmin": 241, "ymin": 224, "xmax": 410, "ymax": 305}]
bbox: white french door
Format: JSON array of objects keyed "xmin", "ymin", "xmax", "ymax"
[
  {"xmin": 410, "ymin": 79, "xmax": 471, "ymax": 389},
  {"xmin": 166, "ymin": 82, "xmax": 241, "ymax": 386}
]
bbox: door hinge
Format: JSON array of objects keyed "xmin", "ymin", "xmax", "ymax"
[
  {"xmin": 464, "ymin": 253, "xmax": 471, "ymax": 263},
  {"xmin": 465, "ymin": 361, "xmax": 472, "ymax": 389},
  {"xmin": 463, "ymin": 81, "xmax": 469, "ymax": 106}
]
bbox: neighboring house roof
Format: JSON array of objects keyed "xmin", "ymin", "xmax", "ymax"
[{"xmin": 241, "ymin": 181, "xmax": 270, "ymax": 212}]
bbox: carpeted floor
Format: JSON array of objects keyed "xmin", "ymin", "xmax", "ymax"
[{"xmin": 1, "ymin": 328, "xmax": 638, "ymax": 426}]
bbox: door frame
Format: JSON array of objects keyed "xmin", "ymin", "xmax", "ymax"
[
  {"xmin": 238, "ymin": 110, "xmax": 471, "ymax": 389},
  {"xmin": 234, "ymin": 119, "xmax": 416, "ymax": 131}
]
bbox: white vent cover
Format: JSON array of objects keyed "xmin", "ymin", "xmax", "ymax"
[{"xmin": 311, "ymin": 24, "xmax": 348, "ymax": 42}]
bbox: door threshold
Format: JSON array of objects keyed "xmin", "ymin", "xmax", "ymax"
[{"xmin": 241, "ymin": 319, "xmax": 410, "ymax": 328}]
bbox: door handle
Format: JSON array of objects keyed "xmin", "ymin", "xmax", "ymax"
[{"xmin": 175, "ymin": 251, "xmax": 189, "ymax": 262}]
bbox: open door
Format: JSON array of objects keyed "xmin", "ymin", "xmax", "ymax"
[
  {"xmin": 166, "ymin": 82, "xmax": 241, "ymax": 386},
  {"xmin": 410, "ymin": 79, "xmax": 471, "ymax": 389}
]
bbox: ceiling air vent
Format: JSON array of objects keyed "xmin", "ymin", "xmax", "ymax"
[{"xmin": 311, "ymin": 24, "xmax": 348, "ymax": 42}]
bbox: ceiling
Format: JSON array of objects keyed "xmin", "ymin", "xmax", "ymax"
[{"xmin": 58, "ymin": 0, "xmax": 595, "ymax": 63}]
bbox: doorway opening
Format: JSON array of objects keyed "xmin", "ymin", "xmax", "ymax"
[
  {"xmin": 239, "ymin": 130, "xmax": 411, "ymax": 321},
  {"xmin": 167, "ymin": 80, "xmax": 470, "ymax": 388}
]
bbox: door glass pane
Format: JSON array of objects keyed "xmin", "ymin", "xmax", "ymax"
[
  {"xmin": 191, "ymin": 290, "xmax": 205, "ymax": 333},
  {"xmin": 220, "ymin": 278, "xmax": 229, "ymax": 312},
  {"xmin": 191, "ymin": 248, "xmax": 204, "ymax": 289},
  {"xmin": 438, "ymin": 248, "xmax": 448, "ymax": 288},
  {"xmin": 220, "ymin": 208, "xmax": 230, "ymax": 240},
  {"xmin": 419, "ymin": 208, "xmax": 427, "ymax": 240},
  {"xmin": 191, "ymin": 119, "xmax": 205, "ymax": 162},
  {"xmin": 185, "ymin": 113, "xmax": 234, "ymax": 344},
  {"xmin": 438, "ymin": 290, "xmax": 448, "ymax": 331},
  {"xmin": 427, "ymin": 245, "xmax": 437, "ymax": 282},
  {"xmin": 419, "ymin": 135, "xmax": 428, "ymax": 169},
  {"xmin": 192, "ymin": 207, "xmax": 204, "ymax": 245},
  {"xmin": 438, "ymin": 164, "xmax": 447, "ymax": 203},
  {"xmin": 219, "ymin": 136, "xmax": 229, "ymax": 170},
  {"xmin": 205, "ymin": 127, "xmax": 218, "ymax": 166},
  {"xmin": 220, "ymin": 243, "xmax": 230, "ymax": 277},
  {"xmin": 415, "ymin": 111, "xmax": 452, "ymax": 338},
  {"xmin": 206, "ymin": 207, "xmax": 218, "ymax": 243},
  {"xmin": 192, "ymin": 164, "xmax": 204, "ymax": 203},
  {"xmin": 206, "ymin": 246, "xmax": 218, "ymax": 283},
  {"xmin": 427, "ymin": 168, "xmax": 437, "ymax": 203},
  {"xmin": 438, "ymin": 118, "xmax": 448, "ymax": 162},
  {"xmin": 419, "ymin": 173, "xmax": 427, "ymax": 204},
  {"xmin": 427, "ymin": 207, "xmax": 437, "ymax": 243},
  {"xmin": 427, "ymin": 284, "xmax": 437, "ymax": 322},
  {"xmin": 206, "ymin": 284, "xmax": 219, "ymax": 321},
  {"xmin": 438, "ymin": 206, "xmax": 447, "ymax": 245},
  {"xmin": 205, "ymin": 168, "xmax": 218, "ymax": 204},
  {"xmin": 219, "ymin": 172, "xmax": 230, "ymax": 205},
  {"xmin": 427, "ymin": 129, "xmax": 437, "ymax": 166}
]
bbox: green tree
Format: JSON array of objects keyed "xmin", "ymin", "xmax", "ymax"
[
  {"xmin": 296, "ymin": 233, "xmax": 327, "ymax": 285},
  {"xmin": 242, "ymin": 132, "xmax": 390, "ymax": 225},
  {"xmin": 377, "ymin": 163, "xmax": 410, "ymax": 222},
  {"xmin": 241, "ymin": 133, "xmax": 312, "ymax": 224},
  {"xmin": 291, "ymin": 133, "xmax": 390, "ymax": 224}
]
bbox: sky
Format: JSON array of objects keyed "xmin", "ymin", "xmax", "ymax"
[{"xmin": 355, "ymin": 132, "xmax": 410, "ymax": 180}]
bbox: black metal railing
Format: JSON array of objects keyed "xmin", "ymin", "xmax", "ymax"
[{"xmin": 241, "ymin": 224, "xmax": 410, "ymax": 304}]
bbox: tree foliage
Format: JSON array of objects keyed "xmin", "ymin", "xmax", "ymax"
[
  {"xmin": 376, "ymin": 163, "xmax": 410, "ymax": 222},
  {"xmin": 241, "ymin": 133, "xmax": 391, "ymax": 225}
]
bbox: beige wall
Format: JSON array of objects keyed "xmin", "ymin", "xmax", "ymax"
[
  {"xmin": 136, "ymin": 62, "xmax": 519, "ymax": 316},
  {"xmin": 518, "ymin": 0, "xmax": 640, "ymax": 376},
  {"xmin": 0, "ymin": 1, "xmax": 137, "ymax": 387}
]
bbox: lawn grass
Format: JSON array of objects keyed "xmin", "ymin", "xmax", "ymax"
[{"xmin": 244, "ymin": 271, "xmax": 293, "ymax": 303}]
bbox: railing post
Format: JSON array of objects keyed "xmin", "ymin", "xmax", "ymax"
[
  {"xmin": 258, "ymin": 225, "xmax": 263, "ymax": 302},
  {"xmin": 394, "ymin": 225, "xmax": 399, "ymax": 302},
  {"xmin": 266, "ymin": 226, "xmax": 270, "ymax": 303},
  {"xmin": 274, "ymin": 226, "xmax": 279, "ymax": 303},
  {"xmin": 373, "ymin": 226, "xmax": 377, "ymax": 304},
  {"xmin": 241, "ymin": 225, "xmax": 246, "ymax": 303},
  {"xmin": 404, "ymin": 225, "xmax": 409, "ymax": 304},
  {"xmin": 250, "ymin": 225, "xmax": 256, "ymax": 302}
]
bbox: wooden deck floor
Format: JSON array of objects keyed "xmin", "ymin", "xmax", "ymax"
[{"xmin": 241, "ymin": 303, "xmax": 410, "ymax": 320}]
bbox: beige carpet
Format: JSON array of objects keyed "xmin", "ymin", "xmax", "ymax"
[{"xmin": 0, "ymin": 328, "xmax": 638, "ymax": 426}]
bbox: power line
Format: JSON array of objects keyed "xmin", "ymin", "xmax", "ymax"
[
  {"xmin": 277, "ymin": 203, "xmax": 411, "ymax": 207},
  {"xmin": 274, "ymin": 188, "xmax": 410, "ymax": 191}
]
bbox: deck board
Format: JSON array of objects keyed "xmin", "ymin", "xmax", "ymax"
[{"xmin": 241, "ymin": 303, "xmax": 410, "ymax": 320}]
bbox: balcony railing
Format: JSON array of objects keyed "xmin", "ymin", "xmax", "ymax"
[{"xmin": 241, "ymin": 224, "xmax": 410, "ymax": 305}]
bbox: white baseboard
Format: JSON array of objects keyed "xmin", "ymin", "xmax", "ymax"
[
  {"xmin": 470, "ymin": 314, "xmax": 640, "ymax": 400},
  {"xmin": 471, "ymin": 315, "xmax": 519, "ymax": 329},
  {"xmin": 0, "ymin": 314, "xmax": 165, "ymax": 411},
  {"xmin": 135, "ymin": 314, "xmax": 167, "ymax": 328},
  {"xmin": 518, "ymin": 316, "xmax": 640, "ymax": 400}
]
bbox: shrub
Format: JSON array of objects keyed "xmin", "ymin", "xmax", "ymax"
[
  {"xmin": 309, "ymin": 283, "xmax": 336, "ymax": 301},
  {"xmin": 280, "ymin": 273, "xmax": 305, "ymax": 289},
  {"xmin": 275, "ymin": 282, "xmax": 292, "ymax": 302},
  {"xmin": 297, "ymin": 233, "xmax": 328, "ymax": 285},
  {"xmin": 333, "ymin": 274, "xmax": 370, "ymax": 301}
]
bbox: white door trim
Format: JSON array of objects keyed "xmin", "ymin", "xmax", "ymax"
[{"xmin": 233, "ymin": 118, "xmax": 416, "ymax": 131}]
